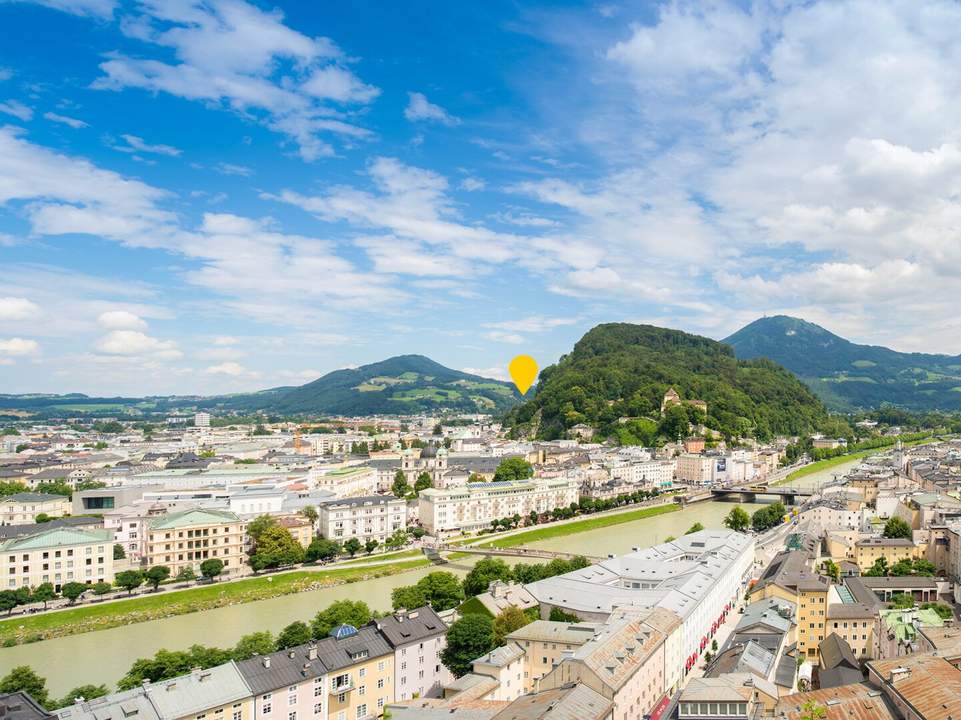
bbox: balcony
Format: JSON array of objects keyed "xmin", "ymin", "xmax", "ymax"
[{"xmin": 329, "ymin": 679, "xmax": 354, "ymax": 695}]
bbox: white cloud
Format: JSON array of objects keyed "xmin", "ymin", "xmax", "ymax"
[
  {"xmin": 94, "ymin": 330, "xmax": 181, "ymax": 358},
  {"xmin": 116, "ymin": 134, "xmax": 181, "ymax": 156},
  {"xmin": 405, "ymin": 92, "xmax": 460, "ymax": 126},
  {"xmin": 0, "ymin": 69, "xmax": 11, "ymax": 82},
  {"xmin": 462, "ymin": 366, "xmax": 510, "ymax": 382},
  {"xmin": 97, "ymin": 310, "xmax": 147, "ymax": 330},
  {"xmin": 215, "ymin": 162, "xmax": 253, "ymax": 177},
  {"xmin": 26, "ymin": 0, "xmax": 114, "ymax": 17},
  {"xmin": 484, "ymin": 331, "xmax": 524, "ymax": 345},
  {"xmin": 88, "ymin": 0, "xmax": 377, "ymax": 161},
  {"xmin": 460, "ymin": 177, "xmax": 485, "ymax": 191},
  {"xmin": 0, "ymin": 297, "xmax": 41, "ymax": 321},
  {"xmin": 0, "ymin": 100, "xmax": 33, "ymax": 121},
  {"xmin": 44, "ymin": 112, "xmax": 88, "ymax": 129},
  {"xmin": 0, "ymin": 337, "xmax": 40, "ymax": 356},
  {"xmin": 484, "ymin": 316, "xmax": 579, "ymax": 333},
  {"xmin": 205, "ymin": 361, "xmax": 248, "ymax": 376}
]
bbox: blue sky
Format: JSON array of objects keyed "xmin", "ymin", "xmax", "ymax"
[{"xmin": 2, "ymin": 0, "xmax": 961, "ymax": 395}]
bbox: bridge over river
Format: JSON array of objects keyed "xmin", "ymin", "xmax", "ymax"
[{"xmin": 709, "ymin": 484, "xmax": 814, "ymax": 505}]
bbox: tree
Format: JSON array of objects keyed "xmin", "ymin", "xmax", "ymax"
[
  {"xmin": 364, "ymin": 539, "xmax": 379, "ymax": 555},
  {"xmin": 247, "ymin": 515, "xmax": 279, "ymax": 545},
  {"xmin": 723, "ymin": 506, "xmax": 750, "ymax": 532},
  {"xmin": 277, "ymin": 621, "xmax": 312, "ymax": 650},
  {"xmin": 114, "ymin": 570, "xmax": 144, "ymax": 595},
  {"xmin": 493, "ymin": 458, "xmax": 534, "ymax": 483},
  {"xmin": 891, "ymin": 592, "xmax": 915, "ymax": 609},
  {"xmin": 685, "ymin": 522, "xmax": 705, "ymax": 535},
  {"xmin": 0, "ymin": 590, "xmax": 23, "ymax": 615},
  {"xmin": 91, "ymin": 581, "xmax": 113, "ymax": 597},
  {"xmin": 463, "ymin": 558, "xmax": 513, "ymax": 597},
  {"xmin": 391, "ymin": 470, "xmax": 411, "ymax": 498},
  {"xmin": 0, "ymin": 666, "xmax": 48, "ymax": 707},
  {"xmin": 392, "ymin": 584, "xmax": 427, "ymax": 611},
  {"xmin": 145, "ymin": 565, "xmax": 171, "ymax": 591},
  {"xmin": 34, "ymin": 513, "xmax": 53, "ymax": 523},
  {"xmin": 549, "ymin": 607, "xmax": 581, "ymax": 623},
  {"xmin": 414, "ymin": 473, "xmax": 433, "ymax": 495},
  {"xmin": 883, "ymin": 517, "xmax": 912, "ymax": 540},
  {"xmin": 410, "ymin": 526, "xmax": 427, "ymax": 539},
  {"xmin": 799, "ymin": 700, "xmax": 826, "ymax": 720},
  {"xmin": 344, "ymin": 538, "xmax": 362, "ymax": 557},
  {"xmin": 921, "ymin": 602, "xmax": 954, "ymax": 620},
  {"xmin": 61, "ymin": 581, "xmax": 87, "ymax": 604},
  {"xmin": 200, "ymin": 559, "xmax": 224, "ymax": 580},
  {"xmin": 113, "ymin": 544, "xmax": 126, "ymax": 560},
  {"xmin": 300, "ymin": 505, "xmax": 318, "ymax": 524},
  {"xmin": 30, "ymin": 582, "xmax": 56, "ymax": 609},
  {"xmin": 250, "ymin": 525, "xmax": 306, "ymax": 570},
  {"xmin": 176, "ymin": 566, "xmax": 196, "ymax": 583},
  {"xmin": 306, "ymin": 537, "xmax": 341, "ymax": 563},
  {"xmin": 468, "ymin": 473, "xmax": 486, "ymax": 483},
  {"xmin": 312, "ymin": 600, "xmax": 372, "ymax": 638},
  {"xmin": 233, "ymin": 631, "xmax": 276, "ymax": 660},
  {"xmin": 416, "ymin": 571, "xmax": 465, "ymax": 611},
  {"xmin": 441, "ymin": 614, "xmax": 495, "ymax": 677},
  {"xmin": 493, "ymin": 606, "xmax": 533, "ymax": 645},
  {"xmin": 863, "ymin": 557, "xmax": 889, "ymax": 577},
  {"xmin": 821, "ymin": 560, "xmax": 840, "ymax": 584},
  {"xmin": 59, "ymin": 684, "xmax": 108, "ymax": 706}
]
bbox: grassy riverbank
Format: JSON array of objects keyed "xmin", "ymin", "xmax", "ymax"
[
  {"xmin": 779, "ymin": 434, "xmax": 935, "ymax": 484},
  {"xmin": 0, "ymin": 558, "xmax": 429, "ymax": 646},
  {"xmin": 478, "ymin": 503, "xmax": 680, "ymax": 549}
]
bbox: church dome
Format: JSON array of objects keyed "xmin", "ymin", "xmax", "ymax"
[{"xmin": 421, "ymin": 445, "xmax": 438, "ymax": 458}]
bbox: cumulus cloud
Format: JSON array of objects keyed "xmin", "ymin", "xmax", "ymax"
[
  {"xmin": 462, "ymin": 366, "xmax": 510, "ymax": 382},
  {"xmin": 0, "ymin": 297, "xmax": 41, "ymax": 321},
  {"xmin": 97, "ymin": 310, "xmax": 147, "ymax": 330},
  {"xmin": 94, "ymin": 330, "xmax": 181, "ymax": 358},
  {"xmin": 205, "ymin": 361, "xmax": 247, "ymax": 376},
  {"xmin": 44, "ymin": 112, "xmax": 89, "ymax": 129},
  {"xmin": 0, "ymin": 337, "xmax": 40, "ymax": 356},
  {"xmin": 0, "ymin": 100, "xmax": 33, "ymax": 121},
  {"xmin": 405, "ymin": 92, "xmax": 460, "ymax": 126}
]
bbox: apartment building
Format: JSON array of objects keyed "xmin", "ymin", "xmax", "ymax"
[
  {"xmin": 469, "ymin": 644, "xmax": 526, "ymax": 702},
  {"xmin": 418, "ymin": 478, "xmax": 580, "ymax": 537},
  {"xmin": 318, "ymin": 496, "xmax": 406, "ymax": 543},
  {"xmin": 1, "ymin": 525, "xmax": 114, "ymax": 591},
  {"xmin": 0, "ymin": 493, "xmax": 70, "ymax": 526},
  {"xmin": 313, "ymin": 467, "xmax": 378, "ymax": 498},
  {"xmin": 236, "ymin": 643, "xmax": 328, "ymax": 720},
  {"xmin": 796, "ymin": 579, "xmax": 830, "ymax": 661},
  {"xmin": 375, "ymin": 606, "xmax": 452, "ymax": 701},
  {"xmin": 826, "ymin": 603, "xmax": 875, "ymax": 659},
  {"xmin": 854, "ymin": 537, "xmax": 920, "ymax": 571},
  {"xmin": 504, "ymin": 620, "xmax": 601, "ymax": 692},
  {"xmin": 145, "ymin": 508, "xmax": 244, "ymax": 576},
  {"xmin": 317, "ymin": 624, "xmax": 394, "ymax": 720},
  {"xmin": 277, "ymin": 515, "xmax": 314, "ymax": 548}
]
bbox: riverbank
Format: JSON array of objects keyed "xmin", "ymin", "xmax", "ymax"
[
  {"xmin": 0, "ymin": 558, "xmax": 430, "ymax": 646},
  {"xmin": 778, "ymin": 434, "xmax": 935, "ymax": 484},
  {"xmin": 478, "ymin": 503, "xmax": 680, "ymax": 548}
]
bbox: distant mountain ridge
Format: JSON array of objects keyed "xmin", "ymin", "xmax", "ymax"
[
  {"xmin": 724, "ymin": 316, "xmax": 961, "ymax": 411},
  {"xmin": 0, "ymin": 355, "xmax": 519, "ymax": 418},
  {"xmin": 224, "ymin": 354, "xmax": 519, "ymax": 415},
  {"xmin": 506, "ymin": 322, "xmax": 827, "ymax": 441}
]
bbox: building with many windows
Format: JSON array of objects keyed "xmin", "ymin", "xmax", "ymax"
[
  {"xmin": 375, "ymin": 606, "xmax": 452, "ymax": 701},
  {"xmin": 318, "ymin": 496, "xmax": 406, "ymax": 543},
  {"xmin": 316, "ymin": 624, "xmax": 394, "ymax": 720},
  {"xmin": 0, "ymin": 493, "xmax": 70, "ymax": 526},
  {"xmin": 1, "ymin": 525, "xmax": 114, "ymax": 591},
  {"xmin": 236, "ymin": 643, "xmax": 328, "ymax": 720},
  {"xmin": 144, "ymin": 508, "xmax": 244, "ymax": 576},
  {"xmin": 418, "ymin": 478, "xmax": 580, "ymax": 537}
]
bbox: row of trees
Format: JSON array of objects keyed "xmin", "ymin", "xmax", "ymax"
[
  {"xmin": 750, "ymin": 502, "xmax": 788, "ymax": 532},
  {"xmin": 863, "ymin": 556, "xmax": 937, "ymax": 577},
  {"xmin": 0, "ymin": 561, "xmax": 226, "ymax": 615}
]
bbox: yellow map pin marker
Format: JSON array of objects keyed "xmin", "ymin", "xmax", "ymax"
[{"xmin": 509, "ymin": 355, "xmax": 539, "ymax": 395}]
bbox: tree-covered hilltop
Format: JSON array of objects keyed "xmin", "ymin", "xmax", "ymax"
[{"xmin": 504, "ymin": 323, "xmax": 828, "ymax": 442}]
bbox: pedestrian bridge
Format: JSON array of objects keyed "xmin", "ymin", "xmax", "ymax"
[
  {"xmin": 709, "ymin": 484, "xmax": 814, "ymax": 505},
  {"xmin": 422, "ymin": 544, "xmax": 604, "ymax": 564}
]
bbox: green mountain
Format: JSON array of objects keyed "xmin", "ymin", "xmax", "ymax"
[
  {"xmin": 724, "ymin": 316, "xmax": 961, "ymax": 411},
  {"xmin": 224, "ymin": 355, "xmax": 519, "ymax": 415},
  {"xmin": 506, "ymin": 323, "xmax": 827, "ymax": 441}
]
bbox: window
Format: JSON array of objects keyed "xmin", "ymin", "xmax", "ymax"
[
  {"xmin": 288, "ymin": 713, "xmax": 296, "ymax": 720},
  {"xmin": 355, "ymin": 706, "xmax": 366, "ymax": 719},
  {"xmin": 358, "ymin": 668, "xmax": 365, "ymax": 678},
  {"xmin": 358, "ymin": 686, "xmax": 365, "ymax": 696},
  {"xmin": 377, "ymin": 661, "xmax": 385, "ymax": 672},
  {"xmin": 336, "ymin": 713, "xmax": 345, "ymax": 720},
  {"xmin": 337, "ymin": 694, "xmax": 346, "ymax": 704},
  {"xmin": 288, "ymin": 688, "xmax": 297, "ymax": 706},
  {"xmin": 232, "ymin": 711, "xmax": 242, "ymax": 720},
  {"xmin": 262, "ymin": 695, "xmax": 272, "ymax": 715},
  {"xmin": 376, "ymin": 679, "xmax": 384, "ymax": 689},
  {"xmin": 376, "ymin": 699, "xmax": 384, "ymax": 709},
  {"xmin": 313, "ymin": 705, "xmax": 322, "ymax": 716}
]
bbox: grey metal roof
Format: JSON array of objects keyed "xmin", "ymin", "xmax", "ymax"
[
  {"xmin": 1, "ymin": 692, "xmax": 52, "ymax": 720},
  {"xmin": 313, "ymin": 624, "xmax": 392, "ymax": 672},
  {"xmin": 818, "ymin": 667, "xmax": 864, "ymax": 689},
  {"xmin": 236, "ymin": 644, "xmax": 329, "ymax": 695},
  {"xmin": 490, "ymin": 683, "xmax": 613, "ymax": 720},
  {"xmin": 819, "ymin": 633, "xmax": 859, "ymax": 671},
  {"xmin": 144, "ymin": 662, "xmax": 250, "ymax": 720},
  {"xmin": 2, "ymin": 492, "xmax": 68, "ymax": 502},
  {"xmin": 0, "ymin": 516, "xmax": 103, "ymax": 540},
  {"xmin": 774, "ymin": 653, "xmax": 797, "ymax": 688},
  {"xmin": 374, "ymin": 606, "xmax": 447, "ymax": 648},
  {"xmin": 55, "ymin": 688, "xmax": 160, "ymax": 720}
]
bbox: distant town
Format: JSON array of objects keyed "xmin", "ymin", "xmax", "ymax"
[{"xmin": 0, "ymin": 388, "xmax": 959, "ymax": 720}]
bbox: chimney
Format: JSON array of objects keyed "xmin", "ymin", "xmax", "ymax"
[
  {"xmin": 263, "ymin": 656, "xmax": 271, "ymax": 669},
  {"xmin": 889, "ymin": 667, "xmax": 911, "ymax": 686},
  {"xmin": 307, "ymin": 646, "xmax": 318, "ymax": 661}
]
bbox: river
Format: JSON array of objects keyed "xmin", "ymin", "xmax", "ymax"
[{"xmin": 1, "ymin": 459, "xmax": 859, "ymax": 694}]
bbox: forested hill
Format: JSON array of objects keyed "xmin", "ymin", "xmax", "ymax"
[
  {"xmin": 504, "ymin": 323, "xmax": 828, "ymax": 442},
  {"xmin": 724, "ymin": 316, "xmax": 961, "ymax": 411}
]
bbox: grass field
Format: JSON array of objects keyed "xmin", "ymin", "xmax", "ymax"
[
  {"xmin": 0, "ymin": 559, "xmax": 430, "ymax": 646},
  {"xmin": 780, "ymin": 435, "xmax": 934, "ymax": 484},
  {"xmin": 477, "ymin": 503, "xmax": 680, "ymax": 549}
]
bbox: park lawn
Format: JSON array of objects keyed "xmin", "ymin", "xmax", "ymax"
[
  {"xmin": 0, "ymin": 558, "xmax": 429, "ymax": 646},
  {"xmin": 780, "ymin": 435, "xmax": 934, "ymax": 484},
  {"xmin": 477, "ymin": 504, "xmax": 680, "ymax": 549}
]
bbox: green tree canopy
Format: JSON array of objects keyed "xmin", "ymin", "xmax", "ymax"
[
  {"xmin": 416, "ymin": 571, "xmax": 465, "ymax": 611},
  {"xmin": 883, "ymin": 517, "xmax": 912, "ymax": 540},
  {"xmin": 493, "ymin": 457, "xmax": 534, "ymax": 483},
  {"xmin": 145, "ymin": 565, "xmax": 171, "ymax": 591},
  {"xmin": 277, "ymin": 621, "xmax": 313, "ymax": 650},
  {"xmin": 311, "ymin": 600, "xmax": 372, "ymax": 638},
  {"xmin": 463, "ymin": 557, "xmax": 513, "ymax": 597},
  {"xmin": 391, "ymin": 584, "xmax": 427, "ymax": 611},
  {"xmin": 60, "ymin": 581, "xmax": 87, "ymax": 603},
  {"xmin": 306, "ymin": 537, "xmax": 341, "ymax": 563},
  {"xmin": 723, "ymin": 506, "xmax": 750, "ymax": 532},
  {"xmin": 0, "ymin": 666, "xmax": 48, "ymax": 707},
  {"xmin": 114, "ymin": 570, "xmax": 144, "ymax": 595},
  {"xmin": 441, "ymin": 614, "xmax": 495, "ymax": 678},
  {"xmin": 343, "ymin": 538, "xmax": 362, "ymax": 557},
  {"xmin": 250, "ymin": 525, "xmax": 306, "ymax": 570},
  {"xmin": 232, "ymin": 632, "xmax": 276, "ymax": 661},
  {"xmin": 200, "ymin": 558, "xmax": 224, "ymax": 580},
  {"xmin": 391, "ymin": 470, "xmax": 411, "ymax": 498},
  {"xmin": 685, "ymin": 522, "xmax": 705, "ymax": 535},
  {"xmin": 247, "ymin": 515, "xmax": 279, "ymax": 544},
  {"xmin": 492, "ymin": 606, "xmax": 533, "ymax": 645}
]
